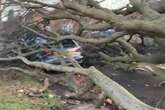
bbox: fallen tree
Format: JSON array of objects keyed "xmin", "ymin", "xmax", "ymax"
[
  {"xmin": 1, "ymin": 0, "xmax": 165, "ymax": 109},
  {"xmin": 0, "ymin": 56, "xmax": 163, "ymax": 110}
]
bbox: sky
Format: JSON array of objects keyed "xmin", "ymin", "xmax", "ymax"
[
  {"xmin": 2, "ymin": 0, "xmax": 129, "ymax": 21},
  {"xmin": 41, "ymin": 0, "xmax": 129, "ymax": 9},
  {"xmin": 99, "ymin": 0, "xmax": 129, "ymax": 9}
]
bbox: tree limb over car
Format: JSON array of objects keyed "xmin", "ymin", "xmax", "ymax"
[
  {"xmin": 1, "ymin": 0, "xmax": 165, "ymax": 109},
  {"xmin": 0, "ymin": 56, "xmax": 163, "ymax": 110}
]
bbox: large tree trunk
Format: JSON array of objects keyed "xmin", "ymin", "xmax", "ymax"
[{"xmin": 88, "ymin": 67, "xmax": 162, "ymax": 110}]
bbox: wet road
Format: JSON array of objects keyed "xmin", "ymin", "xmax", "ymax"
[{"xmin": 98, "ymin": 65, "xmax": 165, "ymax": 109}]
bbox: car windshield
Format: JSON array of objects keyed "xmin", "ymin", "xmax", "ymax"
[{"xmin": 61, "ymin": 39, "xmax": 76, "ymax": 48}]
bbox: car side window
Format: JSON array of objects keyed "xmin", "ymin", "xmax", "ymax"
[{"xmin": 61, "ymin": 39, "xmax": 76, "ymax": 48}]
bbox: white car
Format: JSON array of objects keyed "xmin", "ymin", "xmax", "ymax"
[{"xmin": 58, "ymin": 39, "xmax": 83, "ymax": 63}]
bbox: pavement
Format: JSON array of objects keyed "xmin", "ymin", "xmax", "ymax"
[{"xmin": 98, "ymin": 64, "xmax": 165, "ymax": 109}]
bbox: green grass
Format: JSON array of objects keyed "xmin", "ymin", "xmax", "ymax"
[
  {"xmin": 0, "ymin": 97, "xmax": 37, "ymax": 110},
  {"xmin": 0, "ymin": 93, "xmax": 63, "ymax": 110},
  {"xmin": 42, "ymin": 91, "xmax": 62, "ymax": 108},
  {"xmin": 0, "ymin": 72, "xmax": 63, "ymax": 110}
]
